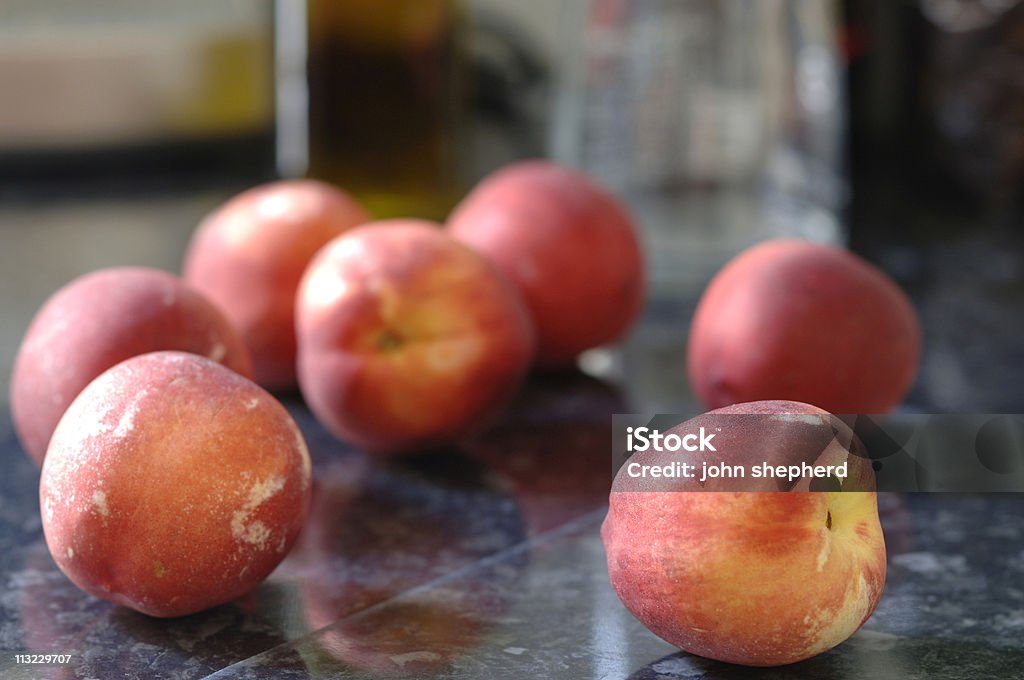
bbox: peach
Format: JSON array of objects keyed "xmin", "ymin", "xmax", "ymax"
[
  {"xmin": 295, "ymin": 219, "xmax": 535, "ymax": 453},
  {"xmin": 10, "ymin": 267, "xmax": 252, "ymax": 466},
  {"xmin": 40, "ymin": 351, "xmax": 312, "ymax": 618},
  {"xmin": 602, "ymin": 400, "xmax": 886, "ymax": 666},
  {"xmin": 687, "ymin": 239, "xmax": 921, "ymax": 413},
  {"xmin": 448, "ymin": 160, "xmax": 645, "ymax": 366},
  {"xmin": 183, "ymin": 179, "xmax": 371, "ymax": 389}
]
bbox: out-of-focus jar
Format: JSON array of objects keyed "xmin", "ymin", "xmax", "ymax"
[
  {"xmin": 550, "ymin": 0, "xmax": 846, "ymax": 410},
  {"xmin": 296, "ymin": 0, "xmax": 471, "ymax": 220}
]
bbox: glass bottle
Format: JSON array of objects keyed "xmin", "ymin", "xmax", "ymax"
[{"xmin": 300, "ymin": 0, "xmax": 470, "ymax": 220}]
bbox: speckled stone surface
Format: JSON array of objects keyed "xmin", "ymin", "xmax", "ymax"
[{"xmin": 1, "ymin": 374, "xmax": 1023, "ymax": 678}]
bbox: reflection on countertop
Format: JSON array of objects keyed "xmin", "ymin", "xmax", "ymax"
[{"xmin": 1, "ymin": 370, "xmax": 1023, "ymax": 678}]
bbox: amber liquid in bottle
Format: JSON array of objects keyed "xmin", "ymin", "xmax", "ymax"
[{"xmin": 305, "ymin": 0, "xmax": 468, "ymax": 220}]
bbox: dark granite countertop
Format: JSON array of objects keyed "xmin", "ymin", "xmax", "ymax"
[
  {"xmin": 1, "ymin": 370, "xmax": 1022, "ymax": 679},
  {"xmin": 2, "ymin": 183, "xmax": 1024, "ymax": 679}
]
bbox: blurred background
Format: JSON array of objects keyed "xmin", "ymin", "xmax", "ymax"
[{"xmin": 1, "ymin": 0, "xmax": 1022, "ymax": 412}]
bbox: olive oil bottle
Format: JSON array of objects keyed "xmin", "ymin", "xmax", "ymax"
[{"xmin": 303, "ymin": 0, "xmax": 469, "ymax": 220}]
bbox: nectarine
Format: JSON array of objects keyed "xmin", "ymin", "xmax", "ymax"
[
  {"xmin": 448, "ymin": 160, "xmax": 645, "ymax": 366},
  {"xmin": 687, "ymin": 239, "xmax": 921, "ymax": 413},
  {"xmin": 296, "ymin": 219, "xmax": 535, "ymax": 453},
  {"xmin": 603, "ymin": 400, "xmax": 886, "ymax": 666},
  {"xmin": 10, "ymin": 267, "xmax": 252, "ymax": 466},
  {"xmin": 183, "ymin": 179, "xmax": 371, "ymax": 389},
  {"xmin": 40, "ymin": 351, "xmax": 312, "ymax": 618}
]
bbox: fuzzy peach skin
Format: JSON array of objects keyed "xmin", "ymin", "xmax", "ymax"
[
  {"xmin": 295, "ymin": 219, "xmax": 536, "ymax": 454},
  {"xmin": 40, "ymin": 351, "xmax": 312, "ymax": 618},
  {"xmin": 10, "ymin": 267, "xmax": 252, "ymax": 466},
  {"xmin": 447, "ymin": 160, "xmax": 645, "ymax": 366},
  {"xmin": 602, "ymin": 400, "xmax": 886, "ymax": 667},
  {"xmin": 183, "ymin": 179, "xmax": 371, "ymax": 390},
  {"xmin": 687, "ymin": 239, "xmax": 921, "ymax": 413}
]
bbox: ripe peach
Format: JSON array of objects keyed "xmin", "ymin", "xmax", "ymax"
[
  {"xmin": 295, "ymin": 219, "xmax": 535, "ymax": 454},
  {"xmin": 603, "ymin": 400, "xmax": 887, "ymax": 666},
  {"xmin": 448, "ymin": 160, "xmax": 645, "ymax": 366},
  {"xmin": 687, "ymin": 239, "xmax": 921, "ymax": 413},
  {"xmin": 10, "ymin": 267, "xmax": 252, "ymax": 466},
  {"xmin": 183, "ymin": 179, "xmax": 371, "ymax": 389},
  {"xmin": 40, "ymin": 351, "xmax": 312, "ymax": 618}
]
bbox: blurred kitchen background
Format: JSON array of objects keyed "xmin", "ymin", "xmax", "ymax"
[{"xmin": 1, "ymin": 0, "xmax": 1022, "ymax": 412}]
